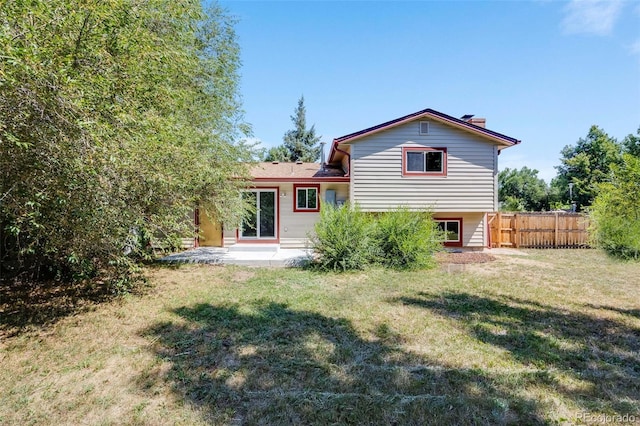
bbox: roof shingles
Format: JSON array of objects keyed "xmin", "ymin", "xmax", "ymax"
[{"xmin": 250, "ymin": 162, "xmax": 346, "ymax": 180}]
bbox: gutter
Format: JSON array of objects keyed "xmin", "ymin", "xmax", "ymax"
[{"xmin": 333, "ymin": 144, "xmax": 351, "ymax": 177}]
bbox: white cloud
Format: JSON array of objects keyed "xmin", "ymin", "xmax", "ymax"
[{"xmin": 561, "ymin": 0, "xmax": 624, "ymax": 36}]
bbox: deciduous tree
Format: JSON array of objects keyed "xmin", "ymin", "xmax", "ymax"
[
  {"xmin": 622, "ymin": 126, "xmax": 640, "ymax": 158},
  {"xmin": 590, "ymin": 154, "xmax": 640, "ymax": 259},
  {"xmin": 550, "ymin": 126, "xmax": 621, "ymax": 211},
  {"xmin": 498, "ymin": 167, "xmax": 549, "ymax": 211},
  {"xmin": 0, "ymin": 1, "xmax": 251, "ymax": 287}
]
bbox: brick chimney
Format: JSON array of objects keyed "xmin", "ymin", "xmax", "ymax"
[
  {"xmin": 469, "ymin": 118, "xmax": 485, "ymax": 128},
  {"xmin": 460, "ymin": 114, "xmax": 486, "ymax": 128}
]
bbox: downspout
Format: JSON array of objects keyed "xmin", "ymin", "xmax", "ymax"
[
  {"xmin": 486, "ymin": 213, "xmax": 491, "ymax": 249},
  {"xmin": 334, "ymin": 144, "xmax": 351, "ymax": 177}
]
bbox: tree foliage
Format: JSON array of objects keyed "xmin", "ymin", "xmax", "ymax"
[
  {"xmin": 551, "ymin": 125, "xmax": 621, "ymax": 211},
  {"xmin": 498, "ymin": 167, "xmax": 549, "ymax": 211},
  {"xmin": 590, "ymin": 154, "xmax": 640, "ymax": 260},
  {"xmin": 264, "ymin": 145, "xmax": 291, "ymax": 163},
  {"xmin": 622, "ymin": 127, "xmax": 640, "ymax": 158},
  {"xmin": 0, "ymin": 1, "xmax": 251, "ymax": 287},
  {"xmin": 265, "ymin": 96, "xmax": 321, "ymax": 162}
]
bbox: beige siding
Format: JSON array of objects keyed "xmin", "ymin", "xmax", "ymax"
[
  {"xmin": 341, "ymin": 152, "xmax": 350, "ymax": 173},
  {"xmin": 181, "ymin": 238, "xmax": 196, "ymax": 249},
  {"xmin": 279, "ymin": 183, "xmax": 316, "ymax": 243},
  {"xmin": 224, "ymin": 209, "xmax": 486, "ymax": 248},
  {"xmin": 223, "ymin": 182, "xmax": 349, "ymax": 248},
  {"xmin": 433, "ymin": 212, "xmax": 486, "ymax": 248},
  {"xmin": 329, "ymin": 183, "xmax": 350, "ymax": 206},
  {"xmin": 347, "ymin": 120, "xmax": 499, "ymax": 212},
  {"xmin": 223, "ymin": 231, "xmax": 236, "ymax": 247}
]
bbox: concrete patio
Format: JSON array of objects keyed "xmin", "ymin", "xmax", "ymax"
[
  {"xmin": 158, "ymin": 245, "xmax": 527, "ymax": 268},
  {"xmin": 158, "ymin": 246, "xmax": 313, "ymax": 267}
]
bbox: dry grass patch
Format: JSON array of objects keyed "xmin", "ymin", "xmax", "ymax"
[{"xmin": 1, "ymin": 251, "xmax": 639, "ymax": 425}]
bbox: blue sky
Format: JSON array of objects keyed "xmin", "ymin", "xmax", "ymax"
[{"xmin": 220, "ymin": 0, "xmax": 640, "ymax": 182}]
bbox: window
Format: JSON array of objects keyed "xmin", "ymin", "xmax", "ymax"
[
  {"xmin": 402, "ymin": 147, "xmax": 447, "ymax": 176},
  {"xmin": 419, "ymin": 121, "xmax": 429, "ymax": 135},
  {"xmin": 294, "ymin": 184, "xmax": 320, "ymax": 212},
  {"xmin": 435, "ymin": 219, "xmax": 462, "ymax": 247}
]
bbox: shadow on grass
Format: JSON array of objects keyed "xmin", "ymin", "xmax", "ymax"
[
  {"xmin": 395, "ymin": 292, "xmax": 640, "ymax": 416},
  {"xmin": 585, "ymin": 303, "xmax": 640, "ymax": 320},
  {"xmin": 143, "ymin": 301, "xmax": 552, "ymax": 425},
  {"xmin": 0, "ymin": 278, "xmax": 119, "ymax": 338}
]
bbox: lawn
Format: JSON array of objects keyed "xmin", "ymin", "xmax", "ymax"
[{"xmin": 1, "ymin": 250, "xmax": 639, "ymax": 425}]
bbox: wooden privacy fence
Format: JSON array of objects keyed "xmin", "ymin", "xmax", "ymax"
[{"xmin": 488, "ymin": 212, "xmax": 591, "ymax": 249}]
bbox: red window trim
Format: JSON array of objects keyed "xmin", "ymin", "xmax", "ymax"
[
  {"xmin": 435, "ymin": 218, "xmax": 463, "ymax": 247},
  {"xmin": 402, "ymin": 147, "xmax": 447, "ymax": 177},
  {"xmin": 236, "ymin": 187, "xmax": 280, "ymax": 244},
  {"xmin": 293, "ymin": 184, "xmax": 321, "ymax": 212}
]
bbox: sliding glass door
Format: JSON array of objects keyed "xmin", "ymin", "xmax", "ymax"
[{"xmin": 240, "ymin": 189, "xmax": 277, "ymax": 240}]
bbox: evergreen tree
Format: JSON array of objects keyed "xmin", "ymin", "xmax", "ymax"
[
  {"xmin": 266, "ymin": 96, "xmax": 321, "ymax": 162},
  {"xmin": 264, "ymin": 145, "xmax": 291, "ymax": 162}
]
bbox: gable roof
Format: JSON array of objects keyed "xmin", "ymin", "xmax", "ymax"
[
  {"xmin": 329, "ymin": 108, "xmax": 520, "ymax": 163},
  {"xmin": 250, "ymin": 162, "xmax": 348, "ymax": 182}
]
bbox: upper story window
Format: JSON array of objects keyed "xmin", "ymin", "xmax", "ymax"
[
  {"xmin": 402, "ymin": 147, "xmax": 447, "ymax": 177},
  {"xmin": 294, "ymin": 184, "xmax": 320, "ymax": 212}
]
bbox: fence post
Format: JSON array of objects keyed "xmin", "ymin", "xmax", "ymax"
[
  {"xmin": 497, "ymin": 212, "xmax": 502, "ymax": 247},
  {"xmin": 514, "ymin": 214, "xmax": 520, "ymax": 248},
  {"xmin": 554, "ymin": 212, "xmax": 558, "ymax": 248}
]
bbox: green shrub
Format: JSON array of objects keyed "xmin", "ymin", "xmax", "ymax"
[
  {"xmin": 310, "ymin": 204, "xmax": 443, "ymax": 271},
  {"xmin": 310, "ymin": 203, "xmax": 375, "ymax": 271},
  {"xmin": 590, "ymin": 154, "xmax": 640, "ymax": 260},
  {"xmin": 374, "ymin": 207, "xmax": 442, "ymax": 270}
]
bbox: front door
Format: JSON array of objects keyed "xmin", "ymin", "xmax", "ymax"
[{"xmin": 240, "ymin": 189, "xmax": 278, "ymax": 241}]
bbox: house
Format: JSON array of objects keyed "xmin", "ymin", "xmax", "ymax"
[{"xmin": 198, "ymin": 108, "xmax": 520, "ymax": 249}]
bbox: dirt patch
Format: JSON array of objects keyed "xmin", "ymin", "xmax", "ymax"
[
  {"xmin": 495, "ymin": 255, "xmax": 549, "ymax": 269},
  {"xmin": 435, "ymin": 252, "xmax": 496, "ymax": 265}
]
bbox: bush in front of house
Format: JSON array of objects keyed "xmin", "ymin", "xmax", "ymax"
[
  {"xmin": 310, "ymin": 204, "xmax": 443, "ymax": 271},
  {"xmin": 310, "ymin": 203, "xmax": 376, "ymax": 271},
  {"xmin": 590, "ymin": 154, "xmax": 640, "ymax": 260},
  {"xmin": 374, "ymin": 207, "xmax": 442, "ymax": 270}
]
